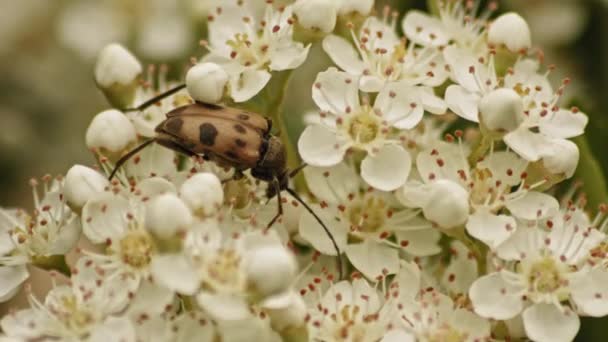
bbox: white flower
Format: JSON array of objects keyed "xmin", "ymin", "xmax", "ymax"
[
  {"xmin": 0, "ymin": 178, "xmax": 81, "ymax": 302},
  {"xmin": 403, "ymin": 142, "xmax": 559, "ymax": 246},
  {"xmin": 94, "ymin": 43, "xmax": 142, "ymax": 109},
  {"xmin": 186, "ymin": 62, "xmax": 229, "ymax": 104},
  {"xmin": 540, "ymin": 139, "xmax": 579, "ymax": 179},
  {"xmin": 203, "ymin": 2, "xmax": 310, "ymax": 102},
  {"xmin": 402, "ymin": 0, "xmax": 495, "ymax": 51},
  {"xmin": 488, "ymin": 12, "xmax": 532, "ymax": 52},
  {"xmin": 64, "ymin": 165, "xmax": 109, "ymax": 210},
  {"xmin": 298, "ymin": 68, "xmax": 446, "ymax": 191},
  {"xmin": 246, "ymin": 245, "xmax": 297, "ymax": 297},
  {"xmin": 299, "ymin": 163, "xmax": 440, "ymax": 280},
  {"xmin": 336, "ymin": 0, "xmax": 374, "ymax": 16},
  {"xmin": 293, "ymin": 0, "xmax": 337, "ymax": 33},
  {"xmin": 86, "ymin": 109, "xmax": 137, "ymax": 153},
  {"xmin": 469, "ymin": 207, "xmax": 607, "ymax": 342},
  {"xmin": 323, "ymin": 16, "xmax": 448, "ymax": 92}
]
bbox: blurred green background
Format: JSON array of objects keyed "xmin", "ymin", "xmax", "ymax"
[{"xmin": 1, "ymin": 0, "xmax": 607, "ymax": 339}]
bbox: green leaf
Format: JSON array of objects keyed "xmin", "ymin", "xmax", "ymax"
[{"xmin": 573, "ymin": 135, "xmax": 608, "ymax": 210}]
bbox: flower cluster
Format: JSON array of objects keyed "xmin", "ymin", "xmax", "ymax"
[{"xmin": 1, "ymin": 1, "xmax": 606, "ymax": 341}]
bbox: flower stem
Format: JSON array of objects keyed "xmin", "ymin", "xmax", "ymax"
[{"xmin": 468, "ymin": 134, "xmax": 492, "ymax": 166}]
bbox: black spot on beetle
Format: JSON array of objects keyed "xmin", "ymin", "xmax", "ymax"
[
  {"xmin": 235, "ymin": 139, "xmax": 247, "ymax": 148},
  {"xmin": 225, "ymin": 151, "xmax": 239, "ymax": 159},
  {"xmin": 233, "ymin": 124, "xmax": 247, "ymax": 134},
  {"xmin": 238, "ymin": 113, "xmax": 250, "ymax": 120},
  {"xmin": 165, "ymin": 118, "xmax": 183, "ymax": 133},
  {"xmin": 199, "ymin": 123, "xmax": 218, "ymax": 146}
]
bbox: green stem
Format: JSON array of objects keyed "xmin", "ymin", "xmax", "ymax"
[
  {"xmin": 32, "ymin": 255, "xmax": 71, "ymax": 278},
  {"xmin": 440, "ymin": 227, "xmax": 487, "ymax": 275},
  {"xmin": 468, "ymin": 135, "xmax": 492, "ymax": 166},
  {"xmin": 426, "ymin": 0, "xmax": 441, "ymax": 16}
]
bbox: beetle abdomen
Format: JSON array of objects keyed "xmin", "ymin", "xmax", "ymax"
[{"xmin": 158, "ymin": 115, "xmax": 263, "ymax": 168}]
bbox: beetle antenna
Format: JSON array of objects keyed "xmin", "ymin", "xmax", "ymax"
[
  {"xmin": 123, "ymin": 83, "xmax": 186, "ymax": 112},
  {"xmin": 285, "ymin": 187, "xmax": 343, "ymax": 280},
  {"xmin": 108, "ymin": 139, "xmax": 156, "ymax": 180},
  {"xmin": 288, "ymin": 163, "xmax": 307, "ymax": 178}
]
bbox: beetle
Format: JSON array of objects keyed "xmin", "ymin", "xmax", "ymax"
[{"xmin": 108, "ymin": 84, "xmax": 343, "ymax": 278}]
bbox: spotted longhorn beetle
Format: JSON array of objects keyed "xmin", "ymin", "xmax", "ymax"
[{"xmin": 108, "ymin": 84, "xmax": 342, "ymax": 278}]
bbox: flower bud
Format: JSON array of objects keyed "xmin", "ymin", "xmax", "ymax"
[
  {"xmin": 293, "ymin": 0, "xmax": 337, "ymax": 33},
  {"xmin": 85, "ymin": 109, "xmax": 137, "ymax": 153},
  {"xmin": 479, "ymin": 88, "xmax": 524, "ymax": 136},
  {"xmin": 146, "ymin": 193, "xmax": 193, "ymax": 239},
  {"xmin": 337, "ymin": 0, "xmax": 374, "ymax": 16},
  {"xmin": 179, "ymin": 173, "xmax": 224, "ymax": 217},
  {"xmin": 422, "ymin": 180, "xmax": 470, "ymax": 229},
  {"xmin": 541, "ymin": 139, "xmax": 579, "ymax": 179},
  {"xmin": 94, "ymin": 43, "xmax": 142, "ymax": 109},
  {"xmin": 186, "ymin": 63, "xmax": 228, "ymax": 104},
  {"xmin": 488, "ymin": 13, "xmax": 532, "ymax": 52},
  {"xmin": 264, "ymin": 291, "xmax": 308, "ymax": 332},
  {"xmin": 246, "ymin": 245, "xmax": 297, "ymax": 297},
  {"xmin": 64, "ymin": 165, "xmax": 109, "ymax": 210}
]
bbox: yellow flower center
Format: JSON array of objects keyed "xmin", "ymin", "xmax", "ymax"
[
  {"xmin": 426, "ymin": 327, "xmax": 465, "ymax": 342},
  {"xmin": 203, "ymin": 248, "xmax": 244, "ymax": 292},
  {"xmin": 526, "ymin": 256, "xmax": 564, "ymax": 294},
  {"xmin": 348, "ymin": 111, "xmax": 380, "ymax": 145},
  {"xmin": 55, "ymin": 295, "xmax": 96, "ymax": 333},
  {"xmin": 348, "ymin": 196, "xmax": 387, "ymax": 233},
  {"xmin": 227, "ymin": 33, "xmax": 268, "ymax": 68},
  {"xmin": 119, "ymin": 231, "xmax": 155, "ymax": 269}
]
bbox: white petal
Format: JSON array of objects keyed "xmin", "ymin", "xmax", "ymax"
[
  {"xmin": 419, "ymin": 87, "xmax": 447, "ymax": 114},
  {"xmin": 522, "ymin": 304, "xmax": 580, "ymax": 342},
  {"xmin": 136, "ymin": 177, "xmax": 176, "ymax": 199},
  {"xmin": 381, "ymin": 330, "xmax": 416, "ymax": 342},
  {"xmin": 299, "ymin": 205, "xmax": 348, "ymax": 255},
  {"xmin": 345, "ymin": 240, "xmax": 399, "ymax": 280},
  {"xmin": 397, "ymin": 180, "xmax": 433, "ymax": 208},
  {"xmin": 269, "ymin": 42, "xmax": 310, "ymax": 71},
  {"xmin": 359, "ymin": 75, "xmax": 386, "ymax": 93},
  {"xmin": 322, "ymin": 35, "xmax": 365, "ymax": 75},
  {"xmin": 504, "ymin": 128, "xmax": 552, "ymax": 162},
  {"xmin": 443, "ymin": 46, "xmax": 487, "ymax": 92},
  {"xmin": 127, "ymin": 280, "xmax": 175, "ymax": 317},
  {"xmin": 302, "ymin": 163, "xmax": 360, "ymax": 204},
  {"xmin": 126, "ymin": 142, "xmax": 177, "ymax": 179},
  {"xmin": 469, "ymin": 272, "xmax": 524, "ymax": 320},
  {"xmin": 0, "ymin": 308, "xmax": 44, "ymax": 338},
  {"xmin": 395, "ymin": 229, "xmax": 441, "ymax": 256},
  {"xmin": 48, "ymin": 217, "xmax": 81, "ymax": 254},
  {"xmin": 81, "ymin": 192, "xmax": 129, "ymax": 243},
  {"xmin": 477, "ymin": 151, "xmax": 527, "ymax": 187},
  {"xmin": 0, "ymin": 266, "xmax": 28, "ymax": 301},
  {"xmin": 312, "ymin": 67, "xmax": 360, "ymax": 114},
  {"xmin": 360, "ymin": 145, "xmax": 411, "ymax": 191},
  {"xmin": 0, "ymin": 209, "xmax": 21, "ymax": 255},
  {"xmin": 150, "ymin": 254, "xmax": 200, "ymax": 295},
  {"xmin": 89, "ymin": 317, "xmax": 136, "ymax": 342},
  {"xmin": 448, "ymin": 308, "xmax": 491, "ymax": 341},
  {"xmin": 197, "ymin": 292, "xmax": 251, "ymax": 321},
  {"xmin": 297, "ymin": 124, "xmax": 348, "ymax": 167},
  {"xmin": 570, "ymin": 268, "xmax": 608, "ymax": 316},
  {"xmin": 466, "ymin": 210, "xmax": 516, "ymax": 248},
  {"xmin": 402, "ymin": 11, "xmax": 449, "ymax": 46},
  {"xmin": 506, "ymin": 191, "xmax": 559, "ymax": 220},
  {"xmin": 495, "ymin": 226, "xmax": 545, "ymax": 261},
  {"xmin": 539, "ymin": 109, "xmax": 588, "ymax": 139},
  {"xmin": 445, "ymin": 85, "xmax": 480, "ymax": 122},
  {"xmin": 374, "ymin": 83, "xmax": 424, "ymax": 129},
  {"xmin": 416, "ymin": 142, "xmax": 467, "ymax": 184},
  {"xmin": 442, "ymin": 241, "xmax": 478, "ymax": 296},
  {"xmin": 230, "ymin": 69, "xmax": 271, "ymax": 103}
]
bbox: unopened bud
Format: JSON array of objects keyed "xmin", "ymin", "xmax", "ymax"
[
  {"xmin": 86, "ymin": 109, "xmax": 137, "ymax": 153},
  {"xmin": 186, "ymin": 63, "xmax": 228, "ymax": 104},
  {"xmin": 422, "ymin": 180, "xmax": 470, "ymax": 229},
  {"xmin": 146, "ymin": 193, "xmax": 193, "ymax": 239},
  {"xmin": 179, "ymin": 173, "xmax": 223, "ymax": 217},
  {"xmin": 541, "ymin": 139, "xmax": 579, "ymax": 179},
  {"xmin": 94, "ymin": 43, "xmax": 142, "ymax": 109},
  {"xmin": 479, "ymin": 88, "xmax": 524, "ymax": 137},
  {"xmin": 246, "ymin": 245, "xmax": 297, "ymax": 297},
  {"xmin": 488, "ymin": 13, "xmax": 532, "ymax": 52},
  {"xmin": 293, "ymin": 0, "xmax": 338, "ymax": 33},
  {"xmin": 64, "ymin": 165, "xmax": 109, "ymax": 210},
  {"xmin": 337, "ymin": 0, "xmax": 374, "ymax": 16}
]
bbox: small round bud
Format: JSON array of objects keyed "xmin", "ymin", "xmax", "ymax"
[
  {"xmin": 541, "ymin": 139, "xmax": 579, "ymax": 179},
  {"xmin": 264, "ymin": 291, "xmax": 308, "ymax": 332},
  {"xmin": 94, "ymin": 43, "xmax": 142, "ymax": 109},
  {"xmin": 186, "ymin": 63, "xmax": 229, "ymax": 104},
  {"xmin": 488, "ymin": 13, "xmax": 532, "ymax": 52},
  {"xmin": 179, "ymin": 173, "xmax": 223, "ymax": 217},
  {"xmin": 422, "ymin": 180, "xmax": 470, "ymax": 229},
  {"xmin": 246, "ymin": 245, "xmax": 297, "ymax": 297},
  {"xmin": 146, "ymin": 193, "xmax": 193, "ymax": 238},
  {"xmin": 479, "ymin": 88, "xmax": 524, "ymax": 136},
  {"xmin": 337, "ymin": 0, "xmax": 374, "ymax": 16},
  {"xmin": 85, "ymin": 109, "xmax": 137, "ymax": 153},
  {"xmin": 293, "ymin": 0, "xmax": 337, "ymax": 33},
  {"xmin": 64, "ymin": 165, "xmax": 109, "ymax": 210}
]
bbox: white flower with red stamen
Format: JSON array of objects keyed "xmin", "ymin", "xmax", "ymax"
[
  {"xmin": 402, "ymin": 141, "xmax": 560, "ymax": 247},
  {"xmin": 299, "ymin": 163, "xmax": 441, "ymax": 280},
  {"xmin": 0, "ymin": 177, "xmax": 81, "ymax": 302},
  {"xmin": 298, "ymin": 68, "xmax": 446, "ymax": 191},
  {"xmin": 202, "ymin": 1, "xmax": 310, "ymax": 102},
  {"xmin": 323, "ymin": 13, "xmax": 448, "ymax": 92},
  {"xmin": 0, "ymin": 266, "xmax": 134, "ymax": 341},
  {"xmin": 402, "ymin": 0, "xmax": 497, "ymax": 52},
  {"xmin": 389, "ymin": 262, "xmax": 491, "ymax": 341},
  {"xmin": 469, "ymin": 206, "xmax": 608, "ymax": 342}
]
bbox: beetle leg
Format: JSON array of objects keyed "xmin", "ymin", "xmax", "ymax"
[
  {"xmin": 288, "ymin": 163, "xmax": 308, "ymax": 178},
  {"xmin": 265, "ymin": 178, "xmax": 284, "ymax": 230},
  {"xmin": 123, "ymin": 84, "xmax": 186, "ymax": 112}
]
